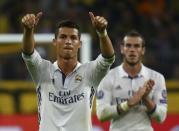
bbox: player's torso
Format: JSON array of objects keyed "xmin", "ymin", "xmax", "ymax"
[
  {"xmin": 110, "ymin": 67, "xmax": 155, "ymax": 105},
  {"xmin": 38, "ymin": 63, "xmax": 95, "ymax": 131},
  {"xmin": 109, "ymin": 67, "xmax": 155, "ymax": 131}
]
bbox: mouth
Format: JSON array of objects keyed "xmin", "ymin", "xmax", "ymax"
[
  {"xmin": 128, "ymin": 54, "xmax": 136, "ymax": 58},
  {"xmin": 64, "ymin": 46, "xmax": 73, "ymax": 50}
]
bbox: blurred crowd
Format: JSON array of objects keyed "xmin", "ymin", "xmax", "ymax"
[{"xmin": 0, "ymin": 0, "xmax": 179, "ymax": 79}]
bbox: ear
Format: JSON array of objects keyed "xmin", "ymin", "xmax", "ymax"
[
  {"xmin": 142, "ymin": 47, "xmax": 145, "ymax": 55},
  {"xmin": 52, "ymin": 39, "xmax": 57, "ymax": 46},
  {"xmin": 79, "ymin": 40, "xmax": 82, "ymax": 48},
  {"xmin": 120, "ymin": 44, "xmax": 124, "ymax": 55}
]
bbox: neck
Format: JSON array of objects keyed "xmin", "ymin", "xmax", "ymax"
[
  {"xmin": 57, "ymin": 58, "xmax": 78, "ymax": 76},
  {"xmin": 122, "ymin": 62, "xmax": 142, "ymax": 78}
]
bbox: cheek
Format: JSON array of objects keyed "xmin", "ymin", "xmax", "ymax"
[
  {"xmin": 56, "ymin": 45, "xmax": 63, "ymax": 52},
  {"xmin": 75, "ymin": 46, "xmax": 80, "ymax": 52},
  {"xmin": 139, "ymin": 49, "xmax": 145, "ymax": 55},
  {"xmin": 142, "ymin": 50, "xmax": 145, "ymax": 55},
  {"xmin": 75, "ymin": 41, "xmax": 81, "ymax": 48},
  {"xmin": 120, "ymin": 48, "xmax": 124, "ymax": 54}
]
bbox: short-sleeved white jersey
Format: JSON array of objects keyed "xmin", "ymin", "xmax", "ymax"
[
  {"xmin": 22, "ymin": 50, "xmax": 114, "ymax": 131},
  {"xmin": 96, "ymin": 64, "xmax": 167, "ymax": 131}
]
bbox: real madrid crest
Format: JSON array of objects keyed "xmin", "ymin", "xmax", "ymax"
[{"xmin": 75, "ymin": 74, "xmax": 82, "ymax": 83}]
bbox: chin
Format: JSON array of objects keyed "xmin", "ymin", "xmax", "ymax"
[
  {"xmin": 64, "ymin": 55, "xmax": 72, "ymax": 59},
  {"xmin": 59, "ymin": 54, "xmax": 72, "ymax": 59},
  {"xmin": 126, "ymin": 60, "xmax": 139, "ymax": 66},
  {"xmin": 128, "ymin": 63, "xmax": 136, "ymax": 66}
]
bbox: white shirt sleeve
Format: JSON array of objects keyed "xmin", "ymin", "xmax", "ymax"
[
  {"xmin": 150, "ymin": 74, "xmax": 167, "ymax": 123},
  {"xmin": 96, "ymin": 71, "xmax": 119, "ymax": 121},
  {"xmin": 22, "ymin": 50, "xmax": 43, "ymax": 84},
  {"xmin": 86, "ymin": 54, "xmax": 115, "ymax": 88}
]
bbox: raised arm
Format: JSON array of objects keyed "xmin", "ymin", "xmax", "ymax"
[
  {"xmin": 21, "ymin": 12, "xmax": 42, "ymax": 55},
  {"xmin": 89, "ymin": 12, "xmax": 114, "ymax": 58}
]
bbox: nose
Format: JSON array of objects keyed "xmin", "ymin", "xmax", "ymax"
[
  {"xmin": 129, "ymin": 46, "xmax": 136, "ymax": 52},
  {"xmin": 65, "ymin": 37, "xmax": 72, "ymax": 44}
]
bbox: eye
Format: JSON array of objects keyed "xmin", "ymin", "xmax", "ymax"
[
  {"xmin": 124, "ymin": 43, "xmax": 142, "ymax": 48},
  {"xmin": 71, "ymin": 35, "xmax": 78, "ymax": 40},
  {"xmin": 59, "ymin": 34, "xmax": 66, "ymax": 39},
  {"xmin": 134, "ymin": 44, "xmax": 141, "ymax": 48},
  {"xmin": 125, "ymin": 44, "xmax": 132, "ymax": 48}
]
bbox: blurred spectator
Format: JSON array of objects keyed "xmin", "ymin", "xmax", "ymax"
[
  {"xmin": 172, "ymin": 63, "xmax": 179, "ymax": 79},
  {"xmin": 0, "ymin": 13, "xmax": 9, "ymax": 33},
  {"xmin": 0, "ymin": 0, "xmax": 178, "ymax": 79}
]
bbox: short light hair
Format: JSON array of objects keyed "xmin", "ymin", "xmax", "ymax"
[{"xmin": 122, "ymin": 30, "xmax": 145, "ymax": 47}]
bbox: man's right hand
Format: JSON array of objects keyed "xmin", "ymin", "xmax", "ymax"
[
  {"xmin": 21, "ymin": 12, "xmax": 42, "ymax": 29},
  {"xmin": 127, "ymin": 80, "xmax": 154, "ymax": 108}
]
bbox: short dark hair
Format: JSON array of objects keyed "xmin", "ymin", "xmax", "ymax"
[
  {"xmin": 55, "ymin": 20, "xmax": 81, "ymax": 39},
  {"xmin": 122, "ymin": 30, "xmax": 145, "ymax": 47}
]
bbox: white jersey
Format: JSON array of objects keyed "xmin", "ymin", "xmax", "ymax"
[
  {"xmin": 96, "ymin": 64, "xmax": 167, "ymax": 131},
  {"xmin": 22, "ymin": 50, "xmax": 114, "ymax": 131}
]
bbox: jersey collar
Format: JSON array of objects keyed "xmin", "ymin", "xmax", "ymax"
[
  {"xmin": 53, "ymin": 61, "xmax": 81, "ymax": 72},
  {"xmin": 119, "ymin": 63, "xmax": 147, "ymax": 78}
]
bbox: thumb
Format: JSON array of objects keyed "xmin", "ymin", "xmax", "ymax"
[
  {"xmin": 89, "ymin": 12, "xmax": 95, "ymax": 25},
  {"xmin": 35, "ymin": 12, "xmax": 43, "ymax": 25}
]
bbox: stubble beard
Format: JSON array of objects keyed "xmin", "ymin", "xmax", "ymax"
[{"xmin": 124, "ymin": 56, "xmax": 142, "ymax": 67}]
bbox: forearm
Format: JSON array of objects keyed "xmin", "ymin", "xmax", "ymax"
[
  {"xmin": 97, "ymin": 104, "xmax": 118, "ymax": 122},
  {"xmin": 143, "ymin": 97, "xmax": 167, "ymax": 123},
  {"xmin": 143, "ymin": 97, "xmax": 156, "ymax": 112},
  {"xmin": 99, "ymin": 31, "xmax": 114, "ymax": 58},
  {"xmin": 97, "ymin": 101, "xmax": 131, "ymax": 122},
  {"xmin": 22, "ymin": 28, "xmax": 35, "ymax": 55},
  {"xmin": 150, "ymin": 105, "xmax": 167, "ymax": 123}
]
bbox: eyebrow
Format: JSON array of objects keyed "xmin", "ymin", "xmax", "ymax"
[
  {"xmin": 124, "ymin": 43, "xmax": 142, "ymax": 47},
  {"xmin": 125, "ymin": 43, "xmax": 141, "ymax": 45}
]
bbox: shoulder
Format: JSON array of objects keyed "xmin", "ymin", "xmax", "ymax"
[
  {"xmin": 144, "ymin": 66, "xmax": 165, "ymax": 80},
  {"xmin": 103, "ymin": 66, "xmax": 120, "ymax": 78},
  {"xmin": 75, "ymin": 62, "xmax": 88, "ymax": 70},
  {"xmin": 109, "ymin": 66, "xmax": 120, "ymax": 74}
]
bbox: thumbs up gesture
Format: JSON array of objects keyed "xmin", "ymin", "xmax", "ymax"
[
  {"xmin": 89, "ymin": 12, "xmax": 108, "ymax": 36},
  {"xmin": 21, "ymin": 12, "xmax": 43, "ymax": 29}
]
